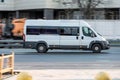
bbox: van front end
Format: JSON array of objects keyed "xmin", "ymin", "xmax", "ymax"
[
  {"xmin": 88, "ymin": 39, "xmax": 110, "ymax": 53},
  {"xmin": 101, "ymin": 40, "xmax": 110, "ymax": 50},
  {"xmin": 97, "ymin": 34, "xmax": 110, "ymax": 50}
]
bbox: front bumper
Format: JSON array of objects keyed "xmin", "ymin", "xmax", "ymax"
[{"xmin": 102, "ymin": 41, "xmax": 110, "ymax": 50}]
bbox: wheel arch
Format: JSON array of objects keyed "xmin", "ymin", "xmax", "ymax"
[
  {"xmin": 36, "ymin": 41, "xmax": 48, "ymax": 48},
  {"xmin": 89, "ymin": 41, "xmax": 103, "ymax": 49}
]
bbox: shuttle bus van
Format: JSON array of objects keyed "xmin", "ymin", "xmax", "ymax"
[{"xmin": 24, "ymin": 20, "xmax": 110, "ymax": 53}]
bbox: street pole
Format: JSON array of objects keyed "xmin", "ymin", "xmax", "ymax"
[
  {"xmin": 16, "ymin": 11, "xmax": 19, "ymax": 19},
  {"xmin": 78, "ymin": 0, "xmax": 81, "ymax": 19}
]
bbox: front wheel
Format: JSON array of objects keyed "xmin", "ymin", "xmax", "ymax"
[
  {"xmin": 37, "ymin": 44, "xmax": 48, "ymax": 53},
  {"xmin": 92, "ymin": 44, "xmax": 101, "ymax": 53}
]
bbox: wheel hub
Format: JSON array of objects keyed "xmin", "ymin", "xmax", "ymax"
[
  {"xmin": 39, "ymin": 46, "xmax": 44, "ymax": 50},
  {"xmin": 95, "ymin": 46, "xmax": 99, "ymax": 50}
]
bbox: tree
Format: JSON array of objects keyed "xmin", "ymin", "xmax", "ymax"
[
  {"xmin": 78, "ymin": 0, "xmax": 104, "ymax": 19},
  {"xmin": 62, "ymin": 1, "xmax": 74, "ymax": 19}
]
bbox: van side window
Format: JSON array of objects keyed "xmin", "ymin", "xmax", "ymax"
[
  {"xmin": 82, "ymin": 27, "xmax": 96, "ymax": 37},
  {"xmin": 60, "ymin": 27, "xmax": 79, "ymax": 36},
  {"xmin": 27, "ymin": 28, "xmax": 40, "ymax": 35},
  {"xmin": 27, "ymin": 26, "xmax": 58, "ymax": 35},
  {"xmin": 40, "ymin": 28, "xmax": 58, "ymax": 34}
]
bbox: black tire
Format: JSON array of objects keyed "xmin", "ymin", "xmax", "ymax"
[
  {"xmin": 37, "ymin": 44, "xmax": 48, "ymax": 53},
  {"xmin": 92, "ymin": 44, "xmax": 101, "ymax": 53}
]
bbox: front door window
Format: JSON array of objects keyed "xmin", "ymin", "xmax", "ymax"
[{"xmin": 82, "ymin": 27, "xmax": 96, "ymax": 37}]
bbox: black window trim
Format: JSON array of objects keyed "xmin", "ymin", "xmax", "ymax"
[{"xmin": 26, "ymin": 26, "xmax": 79, "ymax": 36}]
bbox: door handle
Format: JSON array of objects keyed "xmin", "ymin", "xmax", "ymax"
[
  {"xmin": 81, "ymin": 36, "xmax": 84, "ymax": 40},
  {"xmin": 76, "ymin": 36, "xmax": 78, "ymax": 39}
]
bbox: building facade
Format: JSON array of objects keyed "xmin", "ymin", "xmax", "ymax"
[{"xmin": 0, "ymin": 0, "xmax": 120, "ymax": 20}]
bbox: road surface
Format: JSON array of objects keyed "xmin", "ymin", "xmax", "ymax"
[{"xmin": 0, "ymin": 47, "xmax": 120, "ymax": 69}]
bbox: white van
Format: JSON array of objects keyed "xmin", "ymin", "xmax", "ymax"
[{"xmin": 24, "ymin": 20, "xmax": 110, "ymax": 53}]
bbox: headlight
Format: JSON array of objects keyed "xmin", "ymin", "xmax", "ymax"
[{"xmin": 103, "ymin": 41, "xmax": 109, "ymax": 45}]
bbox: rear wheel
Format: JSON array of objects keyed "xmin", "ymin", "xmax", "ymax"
[
  {"xmin": 92, "ymin": 44, "xmax": 101, "ymax": 53},
  {"xmin": 37, "ymin": 44, "xmax": 48, "ymax": 53}
]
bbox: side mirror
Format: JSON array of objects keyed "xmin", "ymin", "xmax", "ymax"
[{"xmin": 91, "ymin": 33, "xmax": 96, "ymax": 37}]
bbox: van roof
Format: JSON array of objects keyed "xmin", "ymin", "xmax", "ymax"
[{"xmin": 25, "ymin": 20, "xmax": 90, "ymax": 27}]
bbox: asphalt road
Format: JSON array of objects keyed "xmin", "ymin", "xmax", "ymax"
[{"xmin": 0, "ymin": 47, "xmax": 120, "ymax": 69}]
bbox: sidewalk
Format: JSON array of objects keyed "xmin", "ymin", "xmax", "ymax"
[{"xmin": 5, "ymin": 69, "xmax": 120, "ymax": 80}]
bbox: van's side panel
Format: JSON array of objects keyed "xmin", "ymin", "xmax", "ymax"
[
  {"xmin": 59, "ymin": 35, "xmax": 80, "ymax": 49},
  {"xmin": 25, "ymin": 35, "xmax": 60, "ymax": 49}
]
